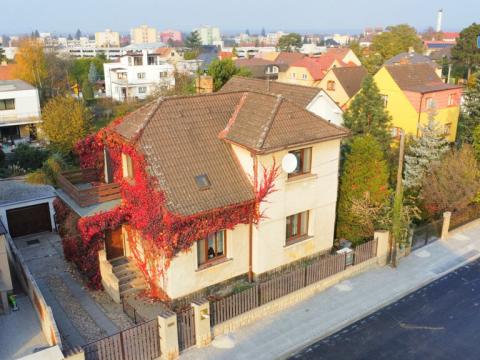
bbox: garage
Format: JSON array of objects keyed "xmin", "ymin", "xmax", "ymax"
[
  {"xmin": 0, "ymin": 180, "xmax": 56, "ymax": 238},
  {"xmin": 6, "ymin": 203, "xmax": 52, "ymax": 237}
]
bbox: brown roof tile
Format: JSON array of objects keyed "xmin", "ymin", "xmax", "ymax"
[
  {"xmin": 220, "ymin": 76, "xmax": 321, "ymax": 108},
  {"xmin": 331, "ymin": 66, "xmax": 368, "ymax": 98},
  {"xmin": 385, "ymin": 63, "xmax": 461, "ymax": 93},
  {"xmin": 112, "ymin": 91, "xmax": 348, "ymax": 216}
]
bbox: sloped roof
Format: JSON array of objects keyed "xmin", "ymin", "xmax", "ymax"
[
  {"xmin": 385, "ymin": 63, "xmax": 461, "ymax": 93},
  {"xmin": 275, "ymin": 52, "xmax": 305, "ymax": 65},
  {"xmin": 385, "ymin": 52, "xmax": 439, "ymax": 67},
  {"xmin": 331, "ymin": 66, "xmax": 368, "ymax": 98},
  {"xmin": 220, "ymin": 76, "xmax": 321, "ymax": 108},
  {"xmin": 112, "ymin": 91, "xmax": 348, "ymax": 216},
  {"xmin": 223, "ymin": 92, "xmax": 348, "ymax": 153},
  {"xmin": 291, "ymin": 57, "xmax": 326, "ymax": 80}
]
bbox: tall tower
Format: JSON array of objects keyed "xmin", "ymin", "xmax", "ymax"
[{"xmin": 436, "ymin": 9, "xmax": 443, "ymax": 33}]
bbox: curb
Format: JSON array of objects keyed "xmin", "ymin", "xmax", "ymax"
[{"xmin": 279, "ymin": 247, "xmax": 480, "ymax": 360}]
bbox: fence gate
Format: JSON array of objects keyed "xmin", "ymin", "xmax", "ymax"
[
  {"xmin": 411, "ymin": 220, "xmax": 443, "ymax": 250},
  {"xmin": 177, "ymin": 307, "xmax": 196, "ymax": 351},
  {"xmin": 83, "ymin": 319, "xmax": 160, "ymax": 360}
]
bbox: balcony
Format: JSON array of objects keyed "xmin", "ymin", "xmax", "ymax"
[{"xmin": 57, "ymin": 168, "xmax": 121, "ymax": 208}]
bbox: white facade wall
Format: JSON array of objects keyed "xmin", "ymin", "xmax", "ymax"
[
  {"xmin": 104, "ymin": 51, "xmax": 175, "ymax": 101},
  {"xmin": 306, "ymin": 91, "xmax": 344, "ymax": 126},
  {"xmin": 95, "ymin": 30, "xmax": 121, "ymax": 47},
  {"xmin": 0, "ymin": 87, "xmax": 41, "ymax": 124},
  {"xmin": 160, "ymin": 139, "xmax": 341, "ymax": 299}
]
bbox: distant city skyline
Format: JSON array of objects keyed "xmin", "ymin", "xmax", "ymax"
[{"xmin": 1, "ymin": 0, "xmax": 478, "ymax": 35}]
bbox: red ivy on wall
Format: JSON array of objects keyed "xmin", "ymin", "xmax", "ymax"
[{"xmin": 58, "ymin": 120, "xmax": 279, "ymax": 298}]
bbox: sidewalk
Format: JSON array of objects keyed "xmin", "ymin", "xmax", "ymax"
[{"xmin": 180, "ymin": 221, "xmax": 480, "ymax": 360}]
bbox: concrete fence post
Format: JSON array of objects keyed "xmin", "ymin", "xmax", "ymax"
[
  {"xmin": 191, "ymin": 299, "xmax": 212, "ymax": 347},
  {"xmin": 374, "ymin": 230, "xmax": 390, "ymax": 266},
  {"xmin": 441, "ymin": 211, "xmax": 452, "ymax": 240},
  {"xmin": 157, "ymin": 310, "xmax": 179, "ymax": 360}
]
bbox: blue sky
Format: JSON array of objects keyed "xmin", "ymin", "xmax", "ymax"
[{"xmin": 1, "ymin": 0, "xmax": 478, "ymax": 35}]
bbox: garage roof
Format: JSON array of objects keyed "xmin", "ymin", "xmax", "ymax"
[{"xmin": 0, "ymin": 180, "xmax": 56, "ymax": 206}]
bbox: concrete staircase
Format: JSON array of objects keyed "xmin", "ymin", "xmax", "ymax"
[{"xmin": 110, "ymin": 257, "xmax": 146, "ymax": 298}]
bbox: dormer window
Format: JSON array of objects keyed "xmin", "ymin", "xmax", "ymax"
[
  {"xmin": 195, "ymin": 174, "xmax": 211, "ymax": 190},
  {"xmin": 288, "ymin": 148, "xmax": 312, "ymax": 178}
]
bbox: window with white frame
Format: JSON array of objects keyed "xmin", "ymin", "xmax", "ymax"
[
  {"xmin": 0, "ymin": 99, "xmax": 15, "ymax": 111},
  {"xmin": 159, "ymin": 71, "xmax": 168, "ymax": 78},
  {"xmin": 448, "ymin": 94, "xmax": 455, "ymax": 106},
  {"xmin": 121, "ymin": 153, "xmax": 134, "ymax": 178},
  {"xmin": 426, "ymin": 97, "xmax": 435, "ymax": 110},
  {"xmin": 381, "ymin": 94, "xmax": 388, "ymax": 107},
  {"xmin": 138, "ymin": 86, "xmax": 147, "ymax": 94},
  {"xmin": 137, "ymin": 72, "xmax": 146, "ymax": 79}
]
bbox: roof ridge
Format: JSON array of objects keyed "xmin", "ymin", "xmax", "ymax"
[
  {"xmin": 131, "ymin": 97, "xmax": 165, "ymax": 143},
  {"xmin": 229, "ymin": 76, "xmax": 323, "ymax": 92},
  {"xmin": 256, "ymin": 94, "xmax": 284, "ymax": 149},
  {"xmin": 218, "ymin": 92, "xmax": 249, "ymax": 139}
]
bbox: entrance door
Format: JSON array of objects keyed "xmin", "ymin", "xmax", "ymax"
[
  {"xmin": 6, "ymin": 203, "xmax": 52, "ymax": 237},
  {"xmin": 105, "ymin": 228, "xmax": 124, "ymax": 260}
]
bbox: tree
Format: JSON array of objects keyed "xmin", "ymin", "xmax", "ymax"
[
  {"xmin": 473, "ymin": 124, "xmax": 480, "ymax": 161},
  {"xmin": 370, "ymin": 24, "xmax": 423, "ymax": 61},
  {"xmin": 75, "ymin": 29, "xmax": 82, "ymax": 40},
  {"xmin": 26, "ymin": 154, "xmax": 66, "ymax": 186},
  {"xmin": 207, "ymin": 58, "xmax": 251, "ymax": 91},
  {"xmin": 70, "ymin": 57, "xmax": 105, "ymax": 85},
  {"xmin": 343, "ymin": 75, "xmax": 391, "ymax": 148},
  {"xmin": 41, "ymin": 96, "xmax": 92, "ymax": 155},
  {"xmin": 277, "ymin": 33, "xmax": 302, "ymax": 52},
  {"xmin": 261, "ymin": 28, "xmax": 266, "ymax": 37},
  {"xmin": 451, "ymin": 23, "xmax": 480, "ymax": 78},
  {"xmin": 88, "ymin": 62, "xmax": 98, "ymax": 83},
  {"xmin": 421, "ymin": 145, "xmax": 480, "ymax": 217},
  {"xmin": 245, "ymin": 29, "xmax": 250, "ymax": 36},
  {"xmin": 0, "ymin": 47, "xmax": 6, "ymax": 63},
  {"xmin": 185, "ymin": 31, "xmax": 202, "ymax": 49},
  {"xmin": 13, "ymin": 38, "xmax": 47, "ymax": 88},
  {"xmin": 404, "ymin": 112, "xmax": 449, "ymax": 191},
  {"xmin": 457, "ymin": 73, "xmax": 480, "ymax": 143},
  {"xmin": 44, "ymin": 52, "xmax": 72, "ymax": 98},
  {"xmin": 167, "ymin": 38, "xmax": 175, "ymax": 48},
  {"xmin": 336, "ymin": 135, "xmax": 391, "ymax": 243},
  {"xmin": 11, "ymin": 143, "xmax": 49, "ymax": 171},
  {"xmin": 82, "ymin": 78, "xmax": 94, "ymax": 101}
]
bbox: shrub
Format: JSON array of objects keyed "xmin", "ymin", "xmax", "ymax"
[{"xmin": 11, "ymin": 144, "xmax": 49, "ymax": 170}]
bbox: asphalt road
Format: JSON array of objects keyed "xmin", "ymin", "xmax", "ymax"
[{"xmin": 288, "ymin": 259, "xmax": 480, "ymax": 360}]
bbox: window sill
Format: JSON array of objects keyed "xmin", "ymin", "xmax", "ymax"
[
  {"xmin": 284, "ymin": 235, "xmax": 313, "ymax": 248},
  {"xmin": 286, "ymin": 173, "xmax": 317, "ymax": 184},
  {"xmin": 196, "ymin": 257, "xmax": 232, "ymax": 272}
]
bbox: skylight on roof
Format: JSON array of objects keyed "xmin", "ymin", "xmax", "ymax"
[{"xmin": 195, "ymin": 174, "xmax": 211, "ymax": 190}]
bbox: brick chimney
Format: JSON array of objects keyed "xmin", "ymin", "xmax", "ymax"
[{"xmin": 195, "ymin": 75, "xmax": 214, "ymax": 94}]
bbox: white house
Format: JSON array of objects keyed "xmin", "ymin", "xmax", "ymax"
[
  {"xmin": 104, "ymin": 50, "xmax": 175, "ymax": 102},
  {"xmin": 220, "ymin": 76, "xmax": 344, "ymax": 126},
  {"xmin": 0, "ymin": 80, "xmax": 41, "ymax": 144}
]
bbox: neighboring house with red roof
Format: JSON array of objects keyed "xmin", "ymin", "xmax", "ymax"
[
  {"xmin": 0, "ymin": 64, "xmax": 17, "ymax": 81},
  {"xmin": 278, "ymin": 55, "xmax": 345, "ymax": 86},
  {"xmin": 325, "ymin": 47, "xmax": 362, "ymax": 66},
  {"xmin": 57, "ymin": 91, "xmax": 349, "ymax": 300}
]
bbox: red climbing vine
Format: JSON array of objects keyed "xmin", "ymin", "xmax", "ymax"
[{"xmin": 58, "ymin": 118, "xmax": 279, "ymax": 299}]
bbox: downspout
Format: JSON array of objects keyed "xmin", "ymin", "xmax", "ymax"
[
  {"xmin": 416, "ymin": 93, "xmax": 425, "ymax": 137},
  {"xmin": 249, "ymin": 154, "xmax": 258, "ymax": 283}
]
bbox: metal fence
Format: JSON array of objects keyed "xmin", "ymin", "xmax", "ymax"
[
  {"xmin": 450, "ymin": 204, "xmax": 480, "ymax": 231},
  {"xmin": 83, "ymin": 319, "xmax": 160, "ymax": 360},
  {"xmin": 209, "ymin": 239, "xmax": 377, "ymax": 327},
  {"xmin": 411, "ymin": 219, "xmax": 443, "ymax": 250}
]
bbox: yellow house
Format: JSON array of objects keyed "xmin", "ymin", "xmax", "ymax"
[
  {"xmin": 278, "ymin": 57, "xmax": 343, "ymax": 87},
  {"xmin": 319, "ymin": 66, "xmax": 368, "ymax": 108},
  {"xmin": 373, "ymin": 63, "xmax": 462, "ymax": 142}
]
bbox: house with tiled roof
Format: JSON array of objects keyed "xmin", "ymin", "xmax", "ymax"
[
  {"xmin": 373, "ymin": 63, "xmax": 462, "ymax": 142},
  {"xmin": 319, "ymin": 66, "xmax": 368, "ymax": 108},
  {"xmin": 57, "ymin": 91, "xmax": 349, "ymax": 301},
  {"xmin": 234, "ymin": 58, "xmax": 288, "ymax": 80},
  {"xmin": 0, "ymin": 64, "xmax": 17, "ymax": 81},
  {"xmin": 324, "ymin": 48, "xmax": 362, "ymax": 66},
  {"xmin": 221, "ymin": 76, "xmax": 343, "ymax": 125}
]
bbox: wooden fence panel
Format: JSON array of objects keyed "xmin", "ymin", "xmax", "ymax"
[
  {"xmin": 259, "ymin": 267, "xmax": 305, "ymax": 305},
  {"xmin": 177, "ymin": 308, "xmax": 196, "ymax": 351},
  {"xmin": 353, "ymin": 239, "xmax": 378, "ymax": 265},
  {"xmin": 305, "ymin": 253, "xmax": 346, "ymax": 286},
  {"xmin": 83, "ymin": 320, "xmax": 160, "ymax": 360},
  {"xmin": 210, "ymin": 285, "xmax": 259, "ymax": 326},
  {"xmin": 450, "ymin": 204, "xmax": 480, "ymax": 231}
]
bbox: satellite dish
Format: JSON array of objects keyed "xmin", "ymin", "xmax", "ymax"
[{"xmin": 282, "ymin": 153, "xmax": 298, "ymax": 173}]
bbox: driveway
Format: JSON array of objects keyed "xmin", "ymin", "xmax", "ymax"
[{"xmin": 14, "ymin": 232, "xmax": 133, "ymax": 350}]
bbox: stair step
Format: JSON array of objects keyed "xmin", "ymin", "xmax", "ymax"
[
  {"xmin": 110, "ymin": 257, "xmax": 128, "ymax": 267},
  {"xmin": 120, "ymin": 286, "xmax": 145, "ymax": 297},
  {"xmin": 118, "ymin": 272, "xmax": 141, "ymax": 285},
  {"xmin": 119, "ymin": 277, "xmax": 145, "ymax": 292},
  {"xmin": 114, "ymin": 264, "xmax": 139, "ymax": 277}
]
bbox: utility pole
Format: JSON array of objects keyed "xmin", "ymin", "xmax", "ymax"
[{"xmin": 391, "ymin": 130, "xmax": 405, "ymax": 268}]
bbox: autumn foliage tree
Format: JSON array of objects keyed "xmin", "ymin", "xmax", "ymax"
[
  {"xmin": 421, "ymin": 145, "xmax": 480, "ymax": 217},
  {"xmin": 207, "ymin": 58, "xmax": 251, "ymax": 91},
  {"xmin": 336, "ymin": 135, "xmax": 391, "ymax": 244},
  {"xmin": 41, "ymin": 96, "xmax": 92, "ymax": 155},
  {"xmin": 13, "ymin": 38, "xmax": 47, "ymax": 88}
]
